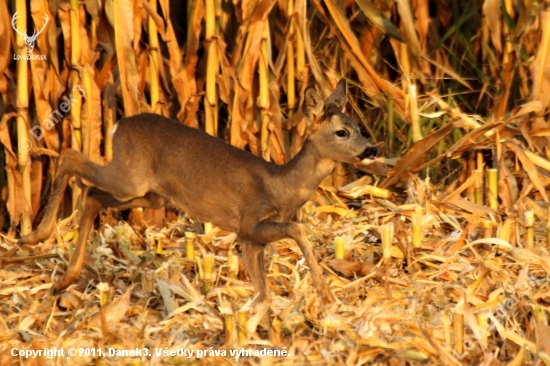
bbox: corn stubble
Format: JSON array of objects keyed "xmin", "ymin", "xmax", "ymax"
[{"xmin": 1, "ymin": 0, "xmax": 550, "ymax": 364}]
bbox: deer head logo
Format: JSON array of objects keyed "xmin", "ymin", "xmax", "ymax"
[{"xmin": 11, "ymin": 12, "xmax": 49, "ymax": 58}]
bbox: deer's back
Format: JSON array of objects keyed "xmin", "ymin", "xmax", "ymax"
[{"xmin": 110, "ymin": 114, "xmax": 279, "ymax": 232}]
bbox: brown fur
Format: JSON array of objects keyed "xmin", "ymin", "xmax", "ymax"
[{"xmin": 19, "ymin": 79, "xmax": 376, "ymax": 302}]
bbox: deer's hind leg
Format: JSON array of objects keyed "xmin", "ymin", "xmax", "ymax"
[
  {"xmin": 52, "ymin": 187, "xmax": 167, "ymax": 294},
  {"xmin": 20, "ymin": 149, "xmax": 151, "ymax": 245}
]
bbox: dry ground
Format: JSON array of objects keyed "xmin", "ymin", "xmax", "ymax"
[{"xmin": 1, "ymin": 176, "xmax": 549, "ymax": 366}]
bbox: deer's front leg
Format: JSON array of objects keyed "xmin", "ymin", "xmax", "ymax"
[
  {"xmin": 240, "ymin": 221, "xmax": 334, "ymax": 303},
  {"xmin": 240, "ymin": 240, "xmax": 270, "ymax": 302},
  {"xmin": 286, "ymin": 223, "xmax": 335, "ymax": 303}
]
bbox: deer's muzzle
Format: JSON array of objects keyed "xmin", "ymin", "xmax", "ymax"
[{"xmin": 359, "ymin": 146, "xmax": 377, "ymax": 160}]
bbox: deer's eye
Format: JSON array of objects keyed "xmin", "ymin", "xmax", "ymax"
[{"xmin": 335, "ymin": 130, "xmax": 348, "ymax": 138}]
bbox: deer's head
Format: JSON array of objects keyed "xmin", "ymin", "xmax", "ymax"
[{"xmin": 303, "ymin": 79, "xmax": 377, "ymax": 164}]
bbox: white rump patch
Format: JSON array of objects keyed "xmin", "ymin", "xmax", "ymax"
[{"xmin": 112, "ymin": 123, "xmax": 119, "ymax": 135}]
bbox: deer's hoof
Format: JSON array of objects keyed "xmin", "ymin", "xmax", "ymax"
[
  {"xmin": 18, "ymin": 230, "xmax": 48, "ymax": 245},
  {"xmin": 18, "ymin": 233, "xmax": 34, "ymax": 245},
  {"xmin": 51, "ymin": 285, "xmax": 60, "ymax": 296},
  {"xmin": 51, "ymin": 276, "xmax": 70, "ymax": 296}
]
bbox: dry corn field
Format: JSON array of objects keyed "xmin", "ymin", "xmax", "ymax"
[{"xmin": 0, "ymin": 0, "xmax": 550, "ymax": 364}]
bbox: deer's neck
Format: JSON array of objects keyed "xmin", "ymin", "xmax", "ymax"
[{"xmin": 277, "ymin": 139, "xmax": 335, "ymax": 198}]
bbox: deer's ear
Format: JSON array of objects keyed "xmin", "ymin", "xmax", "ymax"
[
  {"xmin": 324, "ymin": 79, "xmax": 348, "ymax": 112},
  {"xmin": 303, "ymin": 87, "xmax": 325, "ymax": 124}
]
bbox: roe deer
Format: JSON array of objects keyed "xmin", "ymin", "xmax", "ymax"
[{"xmin": 19, "ymin": 79, "xmax": 377, "ymax": 302}]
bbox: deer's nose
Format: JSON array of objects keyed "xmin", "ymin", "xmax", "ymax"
[{"xmin": 359, "ymin": 146, "xmax": 377, "ymax": 160}]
